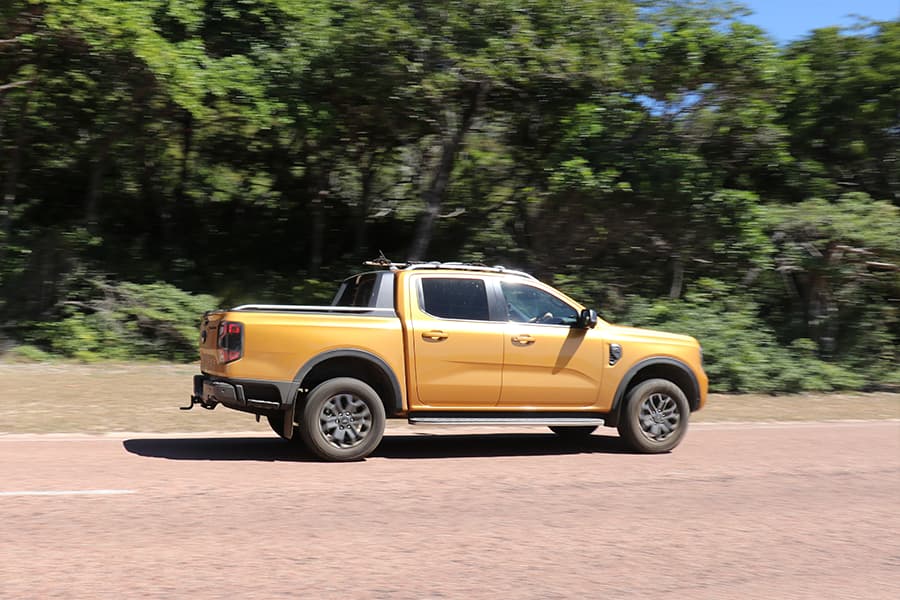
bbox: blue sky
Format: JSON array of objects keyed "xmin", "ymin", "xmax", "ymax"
[{"xmin": 740, "ymin": 0, "xmax": 899, "ymax": 43}]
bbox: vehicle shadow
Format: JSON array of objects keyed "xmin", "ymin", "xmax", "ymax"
[
  {"xmin": 123, "ymin": 437, "xmax": 316, "ymax": 462},
  {"xmin": 375, "ymin": 432, "xmax": 631, "ymax": 459},
  {"xmin": 123, "ymin": 432, "xmax": 632, "ymax": 462}
]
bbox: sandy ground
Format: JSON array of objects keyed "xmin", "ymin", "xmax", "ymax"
[
  {"xmin": 2, "ymin": 361, "xmax": 898, "ymax": 434},
  {"xmin": 1, "ymin": 422, "xmax": 898, "ymax": 599},
  {"xmin": 2, "ymin": 361, "xmax": 899, "ymax": 598}
]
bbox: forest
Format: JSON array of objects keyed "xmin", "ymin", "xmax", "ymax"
[{"xmin": 0, "ymin": 1, "xmax": 897, "ymax": 392}]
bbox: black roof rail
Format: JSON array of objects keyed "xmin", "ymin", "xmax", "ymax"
[{"xmin": 362, "ymin": 258, "xmax": 536, "ymax": 280}]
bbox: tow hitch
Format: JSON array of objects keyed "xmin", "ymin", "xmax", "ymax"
[
  {"xmin": 182, "ymin": 375, "xmax": 219, "ymax": 410},
  {"xmin": 181, "ymin": 394, "xmax": 216, "ymax": 410}
]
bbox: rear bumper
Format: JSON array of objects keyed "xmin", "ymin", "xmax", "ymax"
[{"xmin": 192, "ymin": 374, "xmax": 290, "ymax": 413}]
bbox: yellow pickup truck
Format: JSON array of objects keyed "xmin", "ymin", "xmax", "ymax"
[{"xmin": 188, "ymin": 261, "xmax": 707, "ymax": 461}]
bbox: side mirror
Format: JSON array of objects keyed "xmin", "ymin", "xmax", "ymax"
[{"xmin": 577, "ymin": 308, "xmax": 598, "ymax": 329}]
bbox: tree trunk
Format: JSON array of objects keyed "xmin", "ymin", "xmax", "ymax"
[
  {"xmin": 309, "ymin": 189, "xmax": 327, "ymax": 276},
  {"xmin": 808, "ymin": 244, "xmax": 840, "ymax": 357},
  {"xmin": 173, "ymin": 112, "xmax": 192, "ymax": 217},
  {"xmin": 354, "ymin": 153, "xmax": 377, "ymax": 260},
  {"xmin": 170, "ymin": 111, "xmax": 193, "ymax": 262},
  {"xmin": 0, "ymin": 95, "xmax": 8, "ymax": 238},
  {"xmin": 0, "ymin": 96, "xmax": 5, "ymax": 161},
  {"xmin": 1, "ymin": 94, "xmax": 27, "ymax": 242},
  {"xmin": 408, "ymin": 82, "xmax": 488, "ymax": 261},
  {"xmin": 669, "ymin": 254, "xmax": 684, "ymax": 299},
  {"xmin": 139, "ymin": 140, "xmax": 162, "ymax": 264},
  {"xmin": 158, "ymin": 187, "xmax": 175, "ymax": 277},
  {"xmin": 158, "ymin": 114, "xmax": 192, "ymax": 274},
  {"xmin": 85, "ymin": 146, "xmax": 106, "ymax": 233}
]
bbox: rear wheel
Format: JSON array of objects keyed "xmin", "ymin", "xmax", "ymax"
[
  {"xmin": 617, "ymin": 378, "xmax": 689, "ymax": 453},
  {"xmin": 267, "ymin": 413, "xmax": 300, "ymax": 441},
  {"xmin": 548, "ymin": 425, "xmax": 598, "ymax": 438},
  {"xmin": 299, "ymin": 377, "xmax": 386, "ymax": 462},
  {"xmin": 266, "ymin": 413, "xmax": 310, "ymax": 451}
]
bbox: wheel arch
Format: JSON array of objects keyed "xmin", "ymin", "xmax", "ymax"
[
  {"xmin": 609, "ymin": 357, "xmax": 700, "ymax": 424},
  {"xmin": 291, "ymin": 349, "xmax": 404, "ymax": 417}
]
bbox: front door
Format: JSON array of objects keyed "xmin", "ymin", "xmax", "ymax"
[{"xmin": 498, "ymin": 281, "xmax": 603, "ymax": 408}]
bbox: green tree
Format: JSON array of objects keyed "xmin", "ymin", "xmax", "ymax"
[
  {"xmin": 780, "ymin": 21, "xmax": 900, "ymax": 203},
  {"xmin": 763, "ymin": 193, "xmax": 899, "ymax": 366}
]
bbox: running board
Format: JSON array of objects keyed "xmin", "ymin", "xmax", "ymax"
[{"xmin": 408, "ymin": 416, "xmax": 605, "ymax": 427}]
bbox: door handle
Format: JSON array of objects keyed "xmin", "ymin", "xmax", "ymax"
[
  {"xmin": 511, "ymin": 334, "xmax": 535, "ymax": 345},
  {"xmin": 422, "ymin": 330, "xmax": 448, "ymax": 341}
]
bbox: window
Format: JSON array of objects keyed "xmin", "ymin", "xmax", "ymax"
[
  {"xmin": 334, "ymin": 273, "xmax": 377, "ymax": 307},
  {"xmin": 501, "ymin": 282, "xmax": 578, "ymax": 326},
  {"xmin": 420, "ymin": 278, "xmax": 490, "ymax": 321}
]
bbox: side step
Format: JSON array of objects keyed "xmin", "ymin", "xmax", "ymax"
[{"xmin": 408, "ymin": 416, "xmax": 605, "ymax": 427}]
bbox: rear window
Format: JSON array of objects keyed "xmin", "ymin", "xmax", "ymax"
[
  {"xmin": 334, "ymin": 273, "xmax": 377, "ymax": 307},
  {"xmin": 420, "ymin": 278, "xmax": 490, "ymax": 321}
]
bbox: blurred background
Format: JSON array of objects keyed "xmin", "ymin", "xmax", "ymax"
[{"xmin": 0, "ymin": 0, "xmax": 897, "ymax": 393}]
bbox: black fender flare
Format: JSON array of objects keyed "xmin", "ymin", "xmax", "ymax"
[
  {"xmin": 610, "ymin": 357, "xmax": 701, "ymax": 414},
  {"xmin": 288, "ymin": 348, "xmax": 404, "ymax": 414},
  {"xmin": 280, "ymin": 349, "xmax": 403, "ymax": 440}
]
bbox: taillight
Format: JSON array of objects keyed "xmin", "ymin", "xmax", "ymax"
[{"xmin": 217, "ymin": 321, "xmax": 244, "ymax": 363}]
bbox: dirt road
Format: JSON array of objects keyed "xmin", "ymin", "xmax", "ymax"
[{"xmin": 2, "ymin": 421, "xmax": 899, "ymax": 599}]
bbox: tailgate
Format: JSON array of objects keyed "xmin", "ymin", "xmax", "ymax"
[{"xmin": 199, "ymin": 311, "xmax": 226, "ymax": 375}]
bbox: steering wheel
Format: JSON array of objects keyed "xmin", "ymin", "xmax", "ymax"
[{"xmin": 508, "ymin": 304, "xmax": 529, "ymax": 323}]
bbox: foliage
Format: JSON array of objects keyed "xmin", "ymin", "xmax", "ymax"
[
  {"xmin": 21, "ymin": 278, "xmax": 219, "ymax": 362},
  {"xmin": 622, "ymin": 280, "xmax": 869, "ymax": 393},
  {"xmin": 0, "ymin": 1, "xmax": 897, "ymax": 386},
  {"xmin": 759, "ymin": 193, "xmax": 899, "ymax": 364},
  {"xmin": 5, "ymin": 344, "xmax": 54, "ymax": 362}
]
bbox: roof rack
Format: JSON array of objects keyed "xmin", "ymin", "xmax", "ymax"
[
  {"xmin": 404, "ymin": 262, "xmax": 537, "ymax": 280},
  {"xmin": 362, "ymin": 257, "xmax": 536, "ymax": 280}
]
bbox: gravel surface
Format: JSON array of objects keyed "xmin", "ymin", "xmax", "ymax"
[{"xmin": 1, "ymin": 421, "xmax": 898, "ymax": 599}]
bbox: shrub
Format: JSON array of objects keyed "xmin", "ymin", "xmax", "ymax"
[
  {"xmin": 22, "ymin": 278, "xmax": 219, "ymax": 362},
  {"xmin": 5, "ymin": 344, "xmax": 55, "ymax": 362},
  {"xmin": 620, "ymin": 279, "xmax": 872, "ymax": 393}
]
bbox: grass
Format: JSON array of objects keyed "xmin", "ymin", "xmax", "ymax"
[{"xmin": 1, "ymin": 361, "xmax": 898, "ymax": 434}]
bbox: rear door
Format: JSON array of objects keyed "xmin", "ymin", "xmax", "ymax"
[
  {"xmin": 408, "ymin": 275, "xmax": 506, "ymax": 408},
  {"xmin": 498, "ymin": 281, "xmax": 603, "ymax": 408}
]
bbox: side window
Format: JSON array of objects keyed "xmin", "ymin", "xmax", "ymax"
[
  {"xmin": 501, "ymin": 282, "xmax": 579, "ymax": 326},
  {"xmin": 420, "ymin": 278, "xmax": 491, "ymax": 321},
  {"xmin": 334, "ymin": 273, "xmax": 377, "ymax": 307}
]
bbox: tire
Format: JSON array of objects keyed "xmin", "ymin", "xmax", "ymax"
[
  {"xmin": 299, "ymin": 377, "xmax": 386, "ymax": 462},
  {"xmin": 267, "ymin": 413, "xmax": 286, "ymax": 437},
  {"xmin": 617, "ymin": 378, "xmax": 690, "ymax": 454},
  {"xmin": 266, "ymin": 413, "xmax": 302, "ymax": 442},
  {"xmin": 548, "ymin": 425, "xmax": 598, "ymax": 438}
]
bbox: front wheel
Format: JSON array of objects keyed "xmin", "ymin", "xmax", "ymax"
[
  {"xmin": 617, "ymin": 378, "xmax": 690, "ymax": 453},
  {"xmin": 299, "ymin": 378, "xmax": 386, "ymax": 462}
]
